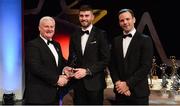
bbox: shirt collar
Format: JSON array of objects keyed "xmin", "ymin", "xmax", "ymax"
[
  {"xmin": 40, "ymin": 34, "xmax": 52, "ymax": 44},
  {"xmin": 81, "ymin": 24, "xmax": 93, "ymax": 33},
  {"xmin": 123, "ymin": 27, "xmax": 136, "ymax": 37}
]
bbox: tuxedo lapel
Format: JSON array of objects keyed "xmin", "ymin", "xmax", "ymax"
[
  {"xmin": 118, "ymin": 36, "xmax": 124, "ymax": 59},
  {"xmin": 77, "ymin": 30, "xmax": 83, "ymax": 56},
  {"xmin": 83, "ymin": 27, "xmax": 95, "ymax": 56},
  {"xmin": 86, "ymin": 27, "xmax": 95, "ymax": 45},
  {"xmin": 38, "ymin": 37, "xmax": 57, "ymax": 67},
  {"xmin": 53, "ymin": 43, "xmax": 61, "ymax": 66},
  {"xmin": 124, "ymin": 32, "xmax": 138, "ymax": 59}
]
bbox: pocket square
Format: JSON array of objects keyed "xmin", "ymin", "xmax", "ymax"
[{"xmin": 90, "ymin": 41, "xmax": 96, "ymax": 44}]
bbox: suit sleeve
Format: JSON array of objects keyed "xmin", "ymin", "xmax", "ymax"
[
  {"xmin": 54, "ymin": 42, "xmax": 67, "ymax": 73},
  {"xmin": 126, "ymin": 36, "xmax": 153, "ymax": 89},
  {"xmin": 109, "ymin": 41, "xmax": 120, "ymax": 83},
  {"xmin": 67, "ymin": 33, "xmax": 76, "ymax": 66}
]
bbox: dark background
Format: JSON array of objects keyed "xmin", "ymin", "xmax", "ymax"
[{"xmin": 24, "ymin": 0, "xmax": 180, "ymax": 76}]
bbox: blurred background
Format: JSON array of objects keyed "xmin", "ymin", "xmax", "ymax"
[
  {"xmin": 24, "ymin": 0, "xmax": 180, "ymax": 76},
  {"xmin": 1, "ymin": 0, "xmax": 179, "ymax": 104}
]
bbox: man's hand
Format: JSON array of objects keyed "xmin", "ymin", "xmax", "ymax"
[
  {"xmin": 73, "ymin": 68, "xmax": 87, "ymax": 79},
  {"xmin": 124, "ymin": 90, "xmax": 131, "ymax": 96},
  {"xmin": 62, "ymin": 66, "xmax": 74, "ymax": 78},
  {"xmin": 57, "ymin": 75, "xmax": 69, "ymax": 87},
  {"xmin": 115, "ymin": 80, "xmax": 131, "ymax": 96}
]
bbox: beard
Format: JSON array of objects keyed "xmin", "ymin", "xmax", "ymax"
[{"xmin": 80, "ymin": 21, "xmax": 91, "ymax": 28}]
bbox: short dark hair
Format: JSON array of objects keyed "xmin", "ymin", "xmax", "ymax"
[
  {"xmin": 118, "ymin": 8, "xmax": 134, "ymax": 17},
  {"xmin": 79, "ymin": 5, "xmax": 93, "ymax": 12}
]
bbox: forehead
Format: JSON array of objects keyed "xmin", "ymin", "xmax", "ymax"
[
  {"xmin": 41, "ymin": 20, "xmax": 55, "ymax": 25},
  {"xmin": 79, "ymin": 11, "xmax": 93, "ymax": 15},
  {"xmin": 119, "ymin": 11, "xmax": 132, "ymax": 17},
  {"xmin": 119, "ymin": 11, "xmax": 132, "ymax": 18}
]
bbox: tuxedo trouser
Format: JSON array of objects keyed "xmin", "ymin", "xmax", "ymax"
[
  {"xmin": 115, "ymin": 93, "xmax": 149, "ymax": 105},
  {"xmin": 73, "ymin": 80, "xmax": 104, "ymax": 105}
]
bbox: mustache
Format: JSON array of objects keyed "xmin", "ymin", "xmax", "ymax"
[
  {"xmin": 80, "ymin": 20, "xmax": 87, "ymax": 23},
  {"xmin": 46, "ymin": 30, "xmax": 54, "ymax": 33}
]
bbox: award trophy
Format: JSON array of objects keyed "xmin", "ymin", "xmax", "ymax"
[
  {"xmin": 160, "ymin": 63, "xmax": 169, "ymax": 98},
  {"xmin": 149, "ymin": 56, "xmax": 159, "ymax": 88},
  {"xmin": 169, "ymin": 56, "xmax": 180, "ymax": 101},
  {"xmin": 170, "ymin": 74, "xmax": 180, "ymax": 101},
  {"xmin": 66, "ymin": 53, "xmax": 77, "ymax": 78}
]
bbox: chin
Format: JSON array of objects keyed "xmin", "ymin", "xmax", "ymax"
[
  {"xmin": 82, "ymin": 25, "xmax": 89, "ymax": 28},
  {"xmin": 46, "ymin": 35, "xmax": 53, "ymax": 38}
]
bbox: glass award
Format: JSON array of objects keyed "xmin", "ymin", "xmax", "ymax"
[{"xmin": 67, "ymin": 53, "xmax": 77, "ymax": 78}]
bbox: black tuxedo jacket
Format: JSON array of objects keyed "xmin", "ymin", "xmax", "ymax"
[
  {"xmin": 68, "ymin": 26, "xmax": 110, "ymax": 91},
  {"xmin": 109, "ymin": 31, "xmax": 153, "ymax": 97},
  {"xmin": 24, "ymin": 37, "xmax": 66, "ymax": 104}
]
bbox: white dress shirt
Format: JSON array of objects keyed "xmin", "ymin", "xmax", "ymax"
[
  {"xmin": 81, "ymin": 24, "xmax": 93, "ymax": 55},
  {"xmin": 123, "ymin": 28, "xmax": 136, "ymax": 58},
  {"xmin": 40, "ymin": 35, "xmax": 59, "ymax": 66}
]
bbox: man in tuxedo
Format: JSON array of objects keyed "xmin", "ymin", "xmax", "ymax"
[
  {"xmin": 67, "ymin": 5, "xmax": 110, "ymax": 105},
  {"xmin": 109, "ymin": 9, "xmax": 153, "ymax": 105},
  {"xmin": 24, "ymin": 16, "xmax": 69, "ymax": 104}
]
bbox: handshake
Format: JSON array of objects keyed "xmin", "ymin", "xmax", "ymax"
[
  {"xmin": 62, "ymin": 66, "xmax": 78, "ymax": 78},
  {"xmin": 62, "ymin": 66, "xmax": 90, "ymax": 79},
  {"xmin": 57, "ymin": 66, "xmax": 89, "ymax": 86},
  {"xmin": 57, "ymin": 66, "xmax": 77, "ymax": 87}
]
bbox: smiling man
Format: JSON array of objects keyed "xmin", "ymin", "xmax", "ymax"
[
  {"xmin": 66, "ymin": 5, "xmax": 110, "ymax": 105},
  {"xmin": 24, "ymin": 16, "xmax": 69, "ymax": 104},
  {"xmin": 109, "ymin": 9, "xmax": 154, "ymax": 105}
]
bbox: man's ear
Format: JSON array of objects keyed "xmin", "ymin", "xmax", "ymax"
[{"xmin": 133, "ymin": 17, "xmax": 136, "ymax": 24}]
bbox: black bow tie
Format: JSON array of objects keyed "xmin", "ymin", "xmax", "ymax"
[
  {"xmin": 47, "ymin": 40, "xmax": 54, "ymax": 45},
  {"xmin": 81, "ymin": 30, "xmax": 89, "ymax": 35},
  {"xmin": 123, "ymin": 34, "xmax": 132, "ymax": 38}
]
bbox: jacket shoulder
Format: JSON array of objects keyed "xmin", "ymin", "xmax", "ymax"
[{"xmin": 92, "ymin": 26, "xmax": 106, "ymax": 33}]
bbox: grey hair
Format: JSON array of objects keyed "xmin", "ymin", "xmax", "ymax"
[{"xmin": 39, "ymin": 16, "xmax": 55, "ymax": 26}]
